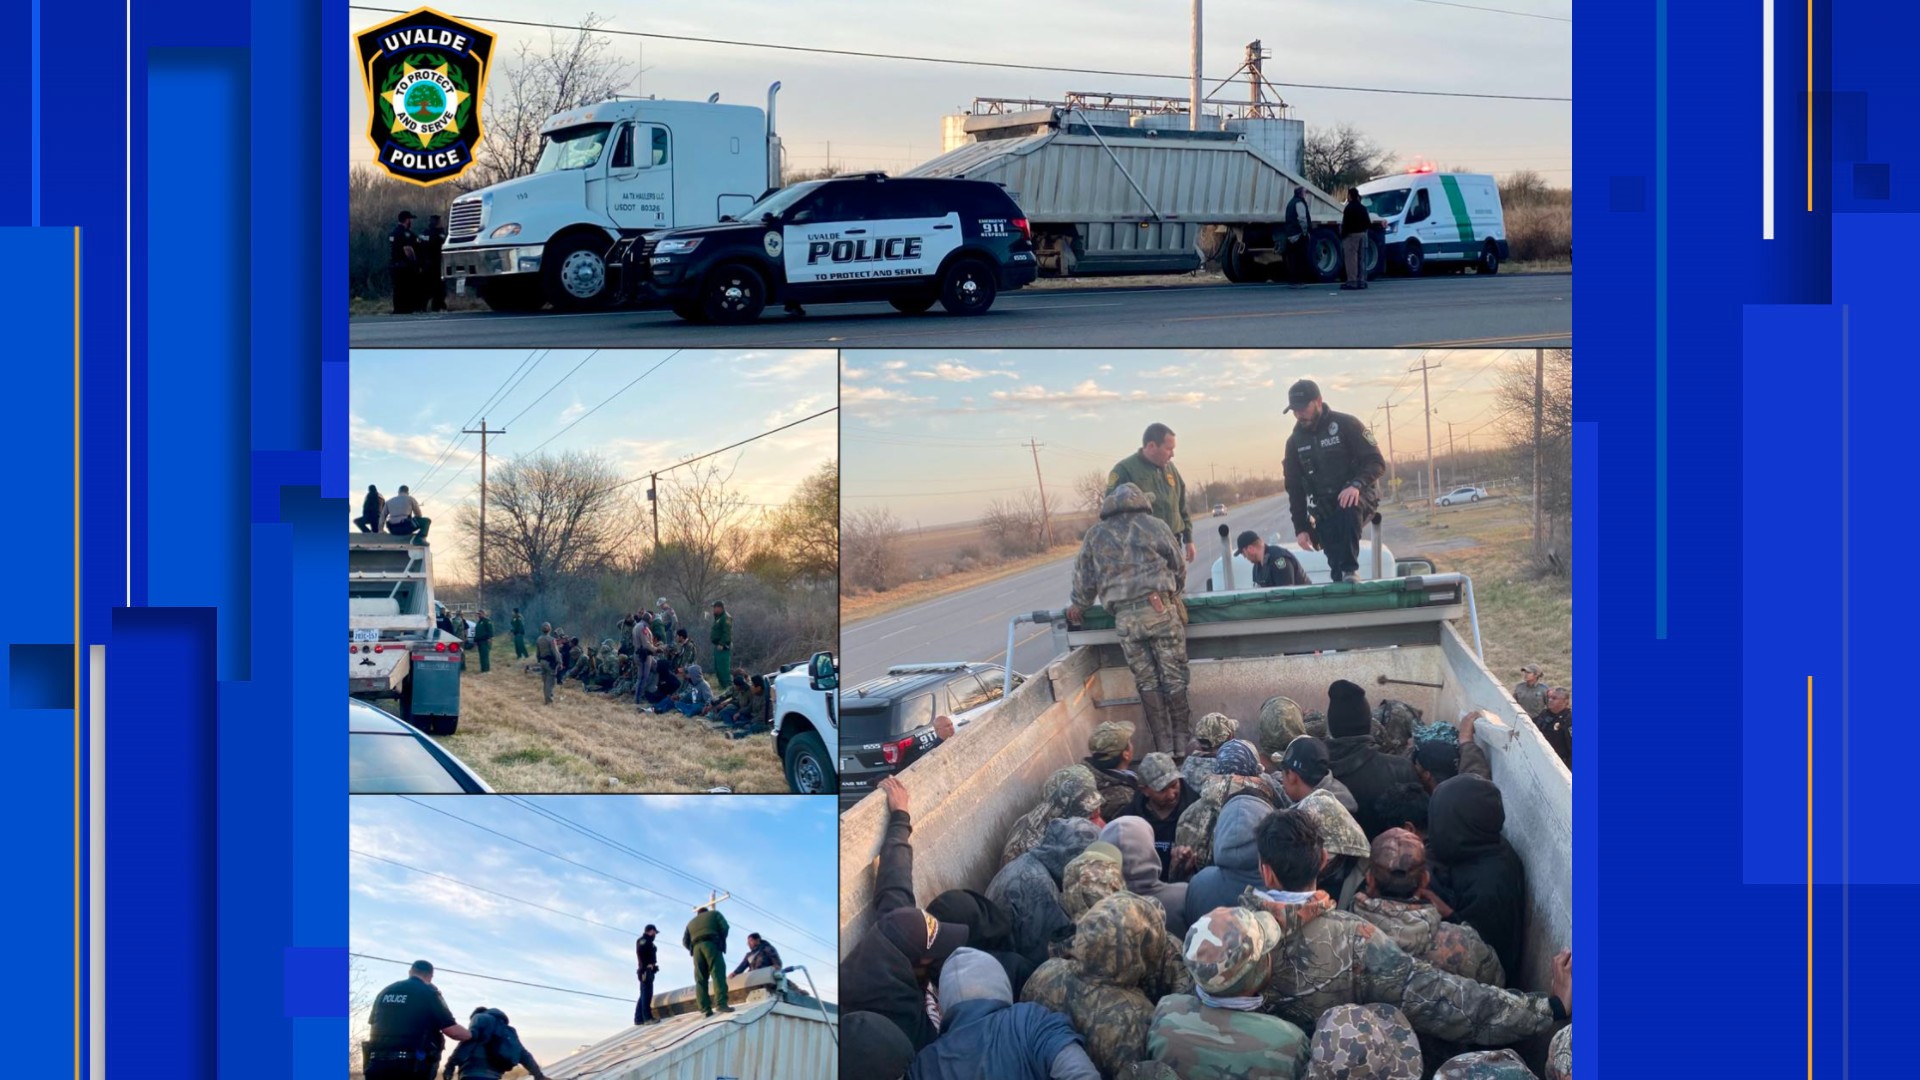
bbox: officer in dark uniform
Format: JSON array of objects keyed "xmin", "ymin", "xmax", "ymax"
[
  {"xmin": 1236, "ymin": 529, "xmax": 1309, "ymax": 587},
  {"xmin": 363, "ymin": 959, "xmax": 471, "ymax": 1078},
  {"xmin": 1282, "ymin": 379, "xmax": 1387, "ymax": 582},
  {"xmin": 421, "ymin": 214, "xmax": 449, "ymax": 311},
  {"xmin": 389, "ymin": 210, "xmax": 421, "ymax": 314},
  {"xmin": 634, "ymin": 925, "xmax": 661, "ymax": 1024}
]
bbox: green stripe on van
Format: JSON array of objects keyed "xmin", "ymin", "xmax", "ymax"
[{"xmin": 1438, "ymin": 175, "xmax": 1476, "ymax": 246}]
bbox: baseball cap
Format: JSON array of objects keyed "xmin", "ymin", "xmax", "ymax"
[
  {"xmin": 1236, "ymin": 529, "xmax": 1262, "ymax": 552},
  {"xmin": 880, "ymin": 907, "xmax": 968, "ymax": 966},
  {"xmin": 1520, "ymin": 664, "xmax": 1542, "ymax": 676},
  {"xmin": 658, "ymin": 597, "xmax": 670, "ymax": 606},
  {"xmin": 1194, "ymin": 712, "xmax": 1239, "ymax": 751},
  {"xmin": 1136, "ymin": 752, "xmax": 1179, "ymax": 791},
  {"xmin": 1368, "ymin": 828, "xmax": 1427, "ymax": 897},
  {"xmin": 1089, "ymin": 720, "xmax": 1135, "ymax": 758},
  {"xmin": 1284, "ymin": 379, "xmax": 1321, "ymax": 413},
  {"xmin": 1413, "ymin": 739, "xmax": 1461, "ymax": 780},
  {"xmin": 1277, "ymin": 736, "xmax": 1331, "ymax": 784},
  {"xmin": 1183, "ymin": 906, "xmax": 1284, "ymax": 996}
]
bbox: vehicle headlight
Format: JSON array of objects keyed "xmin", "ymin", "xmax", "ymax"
[
  {"xmin": 654, "ymin": 237, "xmax": 703, "ymax": 255},
  {"xmin": 490, "ymin": 223, "xmax": 522, "ymax": 239},
  {"xmin": 1382, "ymin": 221, "xmax": 1397, "ymax": 235}
]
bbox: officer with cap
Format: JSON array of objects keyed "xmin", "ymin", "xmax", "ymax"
[
  {"xmin": 363, "ymin": 959, "xmax": 472, "ymax": 1078},
  {"xmin": 1282, "ymin": 380, "xmax": 1387, "ymax": 583},
  {"xmin": 1512, "ymin": 665, "xmax": 1549, "ymax": 717},
  {"xmin": 708, "ymin": 600, "xmax": 733, "ymax": 689},
  {"xmin": 1236, "ymin": 530, "xmax": 1309, "ymax": 588},
  {"xmin": 1084, "ymin": 720, "xmax": 1140, "ymax": 821},
  {"xmin": 634, "ymin": 925, "xmax": 661, "ymax": 1024},
  {"xmin": 389, "ymin": 210, "xmax": 421, "ymax": 314}
]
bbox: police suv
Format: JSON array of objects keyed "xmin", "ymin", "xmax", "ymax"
[{"xmin": 641, "ymin": 173, "xmax": 1039, "ymax": 322}]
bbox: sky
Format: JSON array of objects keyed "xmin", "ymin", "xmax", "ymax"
[
  {"xmin": 347, "ymin": 0, "xmax": 1571, "ymax": 182},
  {"xmin": 349, "ymin": 795, "xmax": 839, "ymax": 1066},
  {"xmin": 842, "ymin": 349, "xmax": 1519, "ymax": 527},
  {"xmin": 348, "ymin": 349, "xmax": 836, "ymax": 580}
]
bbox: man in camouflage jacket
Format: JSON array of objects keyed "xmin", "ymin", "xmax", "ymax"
[
  {"xmin": 1181, "ymin": 713, "xmax": 1240, "ymax": 791},
  {"xmin": 1001, "ymin": 765, "xmax": 1104, "ymax": 869},
  {"xmin": 1351, "ymin": 828, "xmax": 1505, "ymax": 987},
  {"xmin": 1069, "ymin": 482, "xmax": 1190, "ymax": 757},
  {"xmin": 1145, "ymin": 904, "xmax": 1317, "ymax": 1080}
]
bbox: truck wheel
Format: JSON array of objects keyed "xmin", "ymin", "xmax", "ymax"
[
  {"xmin": 939, "ymin": 259, "xmax": 997, "ymax": 315},
  {"xmin": 1219, "ymin": 242, "xmax": 1251, "ymax": 283},
  {"xmin": 1310, "ymin": 227, "xmax": 1342, "ymax": 282},
  {"xmin": 398, "ymin": 675, "xmax": 416, "ymax": 727},
  {"xmin": 889, "ymin": 292, "xmax": 937, "ymax": 315},
  {"xmin": 699, "ymin": 263, "xmax": 768, "ymax": 324},
  {"xmin": 1474, "ymin": 240, "xmax": 1501, "ymax": 275},
  {"xmin": 475, "ymin": 279, "xmax": 543, "ymax": 312},
  {"xmin": 782, "ymin": 732, "xmax": 838, "ymax": 794},
  {"xmin": 671, "ymin": 299, "xmax": 708, "ymax": 323},
  {"xmin": 543, "ymin": 233, "xmax": 615, "ymax": 311},
  {"xmin": 1402, "ymin": 239, "xmax": 1426, "ymax": 276},
  {"xmin": 1364, "ymin": 227, "xmax": 1386, "ymax": 280},
  {"xmin": 436, "ymin": 715, "xmax": 460, "ymax": 736}
]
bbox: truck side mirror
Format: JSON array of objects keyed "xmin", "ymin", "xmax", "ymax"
[{"xmin": 808, "ymin": 652, "xmax": 838, "ymax": 691}]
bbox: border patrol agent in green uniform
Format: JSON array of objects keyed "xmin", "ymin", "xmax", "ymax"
[
  {"xmin": 473, "ymin": 611, "xmax": 494, "ymax": 673},
  {"xmin": 684, "ymin": 905, "xmax": 734, "ymax": 1016},
  {"xmin": 709, "ymin": 601, "xmax": 733, "ymax": 689},
  {"xmin": 1108, "ymin": 422, "xmax": 1196, "ymax": 567},
  {"xmin": 509, "ymin": 609, "xmax": 526, "ymax": 659}
]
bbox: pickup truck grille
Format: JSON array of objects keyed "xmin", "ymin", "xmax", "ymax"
[{"xmin": 448, "ymin": 200, "xmax": 483, "ymax": 241}]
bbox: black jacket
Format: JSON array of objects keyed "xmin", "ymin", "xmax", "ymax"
[
  {"xmin": 926, "ymin": 888, "xmax": 1038, "ymax": 998},
  {"xmin": 1325, "ymin": 734, "xmax": 1421, "ymax": 839},
  {"xmin": 1341, "ymin": 200, "xmax": 1371, "ymax": 236},
  {"xmin": 842, "ymin": 808, "xmax": 944, "ymax": 1051},
  {"xmin": 1122, "ymin": 783, "xmax": 1200, "ymax": 880},
  {"xmin": 1250, "ymin": 547, "xmax": 1309, "ymax": 588},
  {"xmin": 636, "ymin": 936, "xmax": 658, "ymax": 975},
  {"xmin": 1284, "ymin": 194, "xmax": 1311, "ymax": 238},
  {"xmin": 362, "ymin": 490, "xmax": 384, "ymax": 519},
  {"xmin": 1533, "ymin": 707, "xmax": 1572, "ymax": 766},
  {"xmin": 1284, "ymin": 408, "xmax": 1387, "ymax": 535},
  {"xmin": 1427, "ymin": 776, "xmax": 1529, "ymax": 980}
]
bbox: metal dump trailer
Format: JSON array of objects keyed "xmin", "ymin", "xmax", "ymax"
[
  {"xmin": 839, "ymin": 577, "xmax": 1571, "ymax": 1021},
  {"xmin": 906, "ymin": 108, "xmax": 1384, "ymax": 281}
]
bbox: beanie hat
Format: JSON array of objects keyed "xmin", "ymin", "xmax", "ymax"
[{"xmin": 1327, "ymin": 679, "xmax": 1372, "ymax": 738}]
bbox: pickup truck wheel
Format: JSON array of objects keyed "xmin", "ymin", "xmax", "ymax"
[
  {"xmin": 543, "ymin": 233, "xmax": 615, "ymax": 311},
  {"xmin": 475, "ymin": 280, "xmax": 543, "ymax": 312},
  {"xmin": 1474, "ymin": 240, "xmax": 1501, "ymax": 275},
  {"xmin": 939, "ymin": 259, "xmax": 997, "ymax": 315},
  {"xmin": 1402, "ymin": 239, "xmax": 1426, "ymax": 276},
  {"xmin": 700, "ymin": 264, "xmax": 768, "ymax": 324},
  {"xmin": 889, "ymin": 292, "xmax": 937, "ymax": 314},
  {"xmin": 783, "ymin": 732, "xmax": 838, "ymax": 794}
]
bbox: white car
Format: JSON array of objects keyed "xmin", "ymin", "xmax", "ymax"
[
  {"xmin": 1436, "ymin": 486, "xmax": 1488, "ymax": 506},
  {"xmin": 1211, "ymin": 504, "xmax": 1228, "ymax": 517}
]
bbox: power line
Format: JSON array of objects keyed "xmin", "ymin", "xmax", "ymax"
[
  {"xmin": 610, "ymin": 407, "xmax": 839, "ymax": 493},
  {"xmin": 524, "ymin": 351, "xmax": 681, "ymax": 455},
  {"xmin": 345, "ymin": 5, "xmax": 1571, "ymax": 102},
  {"xmin": 502, "ymin": 349, "xmax": 601, "ymax": 428},
  {"xmin": 414, "ymin": 349, "xmax": 543, "ymax": 489},
  {"xmin": 350, "ymin": 849, "xmax": 635, "ymax": 936},
  {"xmin": 1407, "ymin": 0, "xmax": 1570, "ymax": 22},
  {"xmin": 352, "ymin": 953, "xmax": 631, "ymax": 1003}
]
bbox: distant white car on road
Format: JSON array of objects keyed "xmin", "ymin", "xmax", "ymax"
[
  {"xmin": 1436, "ymin": 486, "xmax": 1487, "ymax": 506},
  {"xmin": 1211, "ymin": 504, "xmax": 1228, "ymax": 516}
]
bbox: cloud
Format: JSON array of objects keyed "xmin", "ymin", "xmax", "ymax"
[
  {"xmin": 843, "ymin": 384, "xmax": 933, "ymax": 406},
  {"xmin": 734, "ymin": 350, "xmax": 836, "ymax": 384},
  {"xmin": 350, "ymin": 414, "xmax": 460, "ymax": 467},
  {"xmin": 883, "ymin": 361, "xmax": 908, "ymax": 370},
  {"xmin": 555, "ymin": 400, "xmax": 588, "ymax": 424},
  {"xmin": 986, "ymin": 381, "xmax": 1214, "ymax": 411},
  {"xmin": 909, "ymin": 361, "xmax": 1019, "ymax": 382}
]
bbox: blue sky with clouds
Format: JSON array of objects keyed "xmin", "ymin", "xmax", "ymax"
[
  {"xmin": 349, "ymin": 795, "xmax": 838, "ymax": 1065},
  {"xmin": 349, "ymin": 349, "xmax": 836, "ymax": 578},
  {"xmin": 349, "ymin": 1, "xmax": 1570, "ymax": 182},
  {"xmin": 842, "ymin": 349, "xmax": 1516, "ymax": 526}
]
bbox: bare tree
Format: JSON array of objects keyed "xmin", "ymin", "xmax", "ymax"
[
  {"xmin": 1498, "ymin": 169, "xmax": 1556, "ymax": 208},
  {"xmin": 454, "ymin": 451, "xmax": 628, "ymax": 596},
  {"xmin": 349, "ymin": 958, "xmax": 373, "ymax": 1073},
  {"xmin": 842, "ymin": 505, "xmax": 903, "ymax": 592},
  {"xmin": 981, "ymin": 491, "xmax": 1048, "ymax": 558},
  {"xmin": 1074, "ymin": 470, "xmax": 1109, "ymax": 517},
  {"xmin": 653, "ymin": 462, "xmax": 752, "ymax": 616},
  {"xmin": 465, "ymin": 14, "xmax": 636, "ymax": 190},
  {"xmin": 766, "ymin": 460, "xmax": 839, "ymax": 580},
  {"xmin": 1492, "ymin": 349, "xmax": 1573, "ymax": 570},
  {"xmin": 1302, "ymin": 123, "xmax": 1397, "ymax": 195}
]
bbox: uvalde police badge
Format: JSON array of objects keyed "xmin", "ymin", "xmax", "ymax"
[{"xmin": 357, "ymin": 7, "xmax": 495, "ymax": 185}]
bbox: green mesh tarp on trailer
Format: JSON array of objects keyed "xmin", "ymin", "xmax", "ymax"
[{"xmin": 1077, "ymin": 578, "xmax": 1437, "ymax": 631}]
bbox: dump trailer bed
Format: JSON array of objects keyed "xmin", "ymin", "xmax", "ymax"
[
  {"xmin": 906, "ymin": 109, "xmax": 1378, "ymax": 281},
  {"xmin": 839, "ymin": 578, "xmax": 1569, "ymax": 1002}
]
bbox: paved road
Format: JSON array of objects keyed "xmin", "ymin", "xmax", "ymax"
[
  {"xmin": 349, "ymin": 273, "xmax": 1570, "ymax": 350},
  {"xmin": 841, "ymin": 491, "xmax": 1421, "ymax": 686}
]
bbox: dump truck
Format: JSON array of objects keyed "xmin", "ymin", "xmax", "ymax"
[
  {"xmin": 347, "ymin": 533, "xmax": 463, "ymax": 734},
  {"xmin": 906, "ymin": 106, "xmax": 1384, "ymax": 282},
  {"xmin": 838, "ymin": 575, "xmax": 1571, "ymax": 1031}
]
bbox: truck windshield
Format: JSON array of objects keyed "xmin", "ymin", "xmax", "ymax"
[
  {"xmin": 741, "ymin": 181, "xmax": 824, "ymax": 220},
  {"xmin": 1360, "ymin": 187, "xmax": 1412, "ymax": 218},
  {"xmin": 535, "ymin": 123, "xmax": 614, "ymax": 172}
]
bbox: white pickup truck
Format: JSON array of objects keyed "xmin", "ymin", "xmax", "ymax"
[
  {"xmin": 440, "ymin": 84, "xmax": 785, "ymax": 311},
  {"xmin": 770, "ymin": 651, "xmax": 839, "ymax": 795}
]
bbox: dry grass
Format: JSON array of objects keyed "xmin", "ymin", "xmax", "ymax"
[
  {"xmin": 842, "ymin": 542, "xmax": 1081, "ymax": 623},
  {"xmin": 1505, "ymin": 202, "xmax": 1573, "ymax": 264},
  {"xmin": 434, "ymin": 664, "xmax": 788, "ymax": 793},
  {"xmin": 1398, "ymin": 499, "xmax": 1571, "ymax": 684}
]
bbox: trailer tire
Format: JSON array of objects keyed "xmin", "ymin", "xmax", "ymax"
[
  {"xmin": 1402, "ymin": 239, "xmax": 1426, "ymax": 276},
  {"xmin": 543, "ymin": 232, "xmax": 616, "ymax": 311},
  {"xmin": 475, "ymin": 279, "xmax": 544, "ymax": 312},
  {"xmin": 1365, "ymin": 226, "xmax": 1387, "ymax": 280},
  {"xmin": 783, "ymin": 731, "xmax": 838, "ymax": 794},
  {"xmin": 1219, "ymin": 242, "xmax": 1253, "ymax": 283},
  {"xmin": 938, "ymin": 258, "xmax": 997, "ymax": 315},
  {"xmin": 1310, "ymin": 227, "xmax": 1343, "ymax": 282},
  {"xmin": 889, "ymin": 292, "xmax": 937, "ymax": 315},
  {"xmin": 699, "ymin": 263, "xmax": 769, "ymax": 324},
  {"xmin": 1474, "ymin": 240, "xmax": 1501, "ymax": 275}
]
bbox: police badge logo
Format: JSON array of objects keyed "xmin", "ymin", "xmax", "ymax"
[
  {"xmin": 765, "ymin": 231, "xmax": 784, "ymax": 258},
  {"xmin": 1328, "ymin": 420, "xmax": 1339, "ymax": 435},
  {"xmin": 357, "ymin": 7, "xmax": 496, "ymax": 185}
]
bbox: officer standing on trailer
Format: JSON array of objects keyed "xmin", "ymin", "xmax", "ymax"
[
  {"xmin": 1282, "ymin": 379, "xmax": 1386, "ymax": 583},
  {"xmin": 1108, "ymin": 422, "xmax": 1196, "ymax": 565},
  {"xmin": 1068, "ymin": 482, "xmax": 1190, "ymax": 757},
  {"xmin": 362, "ymin": 960, "xmax": 471, "ymax": 1079}
]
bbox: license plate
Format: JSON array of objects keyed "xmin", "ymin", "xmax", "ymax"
[
  {"xmin": 453, "ymin": 276, "xmax": 467, "ymax": 295},
  {"xmin": 352, "ymin": 629, "xmax": 379, "ymax": 642}
]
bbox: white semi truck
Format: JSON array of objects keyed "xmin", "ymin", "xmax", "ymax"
[
  {"xmin": 440, "ymin": 84, "xmax": 785, "ymax": 311},
  {"xmin": 348, "ymin": 534, "xmax": 464, "ymax": 733}
]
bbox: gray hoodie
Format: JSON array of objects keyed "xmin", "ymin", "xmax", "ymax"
[
  {"xmin": 1182, "ymin": 793, "xmax": 1273, "ymax": 925},
  {"xmin": 1101, "ymin": 816, "xmax": 1191, "ymax": 937},
  {"xmin": 986, "ymin": 818, "xmax": 1100, "ymax": 965}
]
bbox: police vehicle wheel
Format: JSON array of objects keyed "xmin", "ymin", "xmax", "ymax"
[
  {"xmin": 889, "ymin": 292, "xmax": 937, "ymax": 315},
  {"xmin": 475, "ymin": 280, "xmax": 543, "ymax": 312},
  {"xmin": 700, "ymin": 264, "xmax": 768, "ymax": 324},
  {"xmin": 671, "ymin": 299, "xmax": 708, "ymax": 323},
  {"xmin": 1474, "ymin": 241, "xmax": 1501, "ymax": 275},
  {"xmin": 783, "ymin": 732, "xmax": 838, "ymax": 794},
  {"xmin": 1402, "ymin": 240, "xmax": 1426, "ymax": 276},
  {"xmin": 939, "ymin": 259, "xmax": 997, "ymax": 315},
  {"xmin": 543, "ymin": 233, "xmax": 614, "ymax": 311}
]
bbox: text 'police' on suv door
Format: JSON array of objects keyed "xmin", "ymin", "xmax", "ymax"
[{"xmin": 643, "ymin": 174, "xmax": 1039, "ymax": 323}]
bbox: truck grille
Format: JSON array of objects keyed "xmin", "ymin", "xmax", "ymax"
[{"xmin": 449, "ymin": 200, "xmax": 483, "ymax": 241}]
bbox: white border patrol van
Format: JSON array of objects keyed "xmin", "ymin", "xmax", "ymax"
[{"xmin": 1358, "ymin": 168, "xmax": 1508, "ymax": 276}]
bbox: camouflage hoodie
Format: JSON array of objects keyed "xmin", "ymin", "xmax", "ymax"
[
  {"xmin": 1071, "ymin": 483, "xmax": 1186, "ymax": 610},
  {"xmin": 1174, "ymin": 774, "xmax": 1282, "ymax": 871},
  {"xmin": 1022, "ymin": 892, "xmax": 1164, "ymax": 1079},
  {"xmin": 1237, "ymin": 888, "xmax": 1556, "ymax": 1047},
  {"xmin": 1350, "ymin": 895, "xmax": 1506, "ymax": 987},
  {"xmin": 1001, "ymin": 766, "xmax": 1104, "ymax": 869}
]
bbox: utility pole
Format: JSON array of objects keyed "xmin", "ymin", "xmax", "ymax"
[
  {"xmin": 1532, "ymin": 348, "xmax": 1545, "ymax": 560},
  {"xmin": 1445, "ymin": 421, "xmax": 1457, "ymax": 487},
  {"xmin": 1380, "ymin": 399, "xmax": 1398, "ymax": 501},
  {"xmin": 648, "ymin": 472, "xmax": 660, "ymax": 548},
  {"xmin": 1190, "ymin": 0, "xmax": 1203, "ymax": 131},
  {"xmin": 1026, "ymin": 439, "xmax": 1054, "ymax": 547},
  {"xmin": 462, "ymin": 418, "xmax": 505, "ymax": 603},
  {"xmin": 694, "ymin": 889, "xmax": 731, "ymax": 914},
  {"xmin": 1408, "ymin": 356, "xmax": 1441, "ymax": 520}
]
